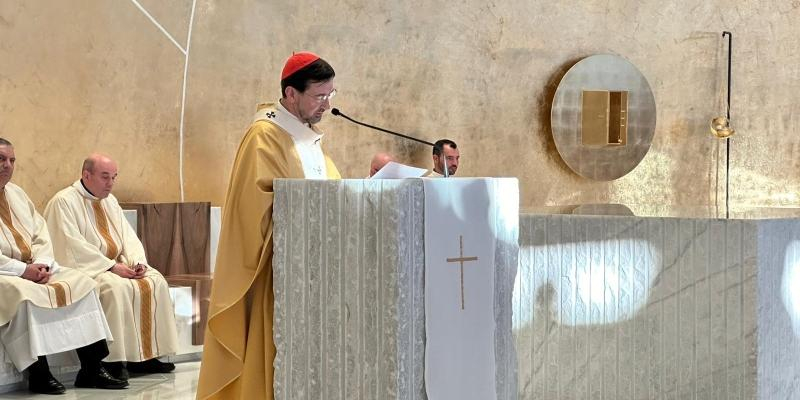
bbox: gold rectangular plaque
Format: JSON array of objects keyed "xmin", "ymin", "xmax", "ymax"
[
  {"xmin": 581, "ymin": 90, "xmax": 609, "ymax": 146},
  {"xmin": 581, "ymin": 90, "xmax": 628, "ymax": 146}
]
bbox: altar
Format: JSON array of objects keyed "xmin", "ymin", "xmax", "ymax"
[{"xmin": 271, "ymin": 176, "xmax": 800, "ymax": 400}]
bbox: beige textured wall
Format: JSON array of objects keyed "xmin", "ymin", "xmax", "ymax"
[{"xmin": 1, "ymin": 1, "xmax": 799, "ymax": 213}]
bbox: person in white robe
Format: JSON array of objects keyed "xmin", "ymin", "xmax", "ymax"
[
  {"xmin": 43, "ymin": 153, "xmax": 178, "ymax": 380},
  {"xmin": 0, "ymin": 138, "xmax": 127, "ymax": 394}
]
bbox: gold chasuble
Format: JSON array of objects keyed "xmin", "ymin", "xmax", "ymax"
[
  {"xmin": 196, "ymin": 102, "xmax": 340, "ymax": 400},
  {"xmin": 43, "ymin": 181, "xmax": 179, "ymax": 362},
  {"xmin": 0, "ymin": 183, "xmax": 97, "ymax": 326}
]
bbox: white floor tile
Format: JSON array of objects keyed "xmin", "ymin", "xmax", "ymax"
[{"xmin": 0, "ymin": 361, "xmax": 200, "ymax": 399}]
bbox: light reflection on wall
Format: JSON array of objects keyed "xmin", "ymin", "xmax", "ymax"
[
  {"xmin": 782, "ymin": 240, "xmax": 800, "ymax": 337},
  {"xmin": 514, "ymin": 238, "xmax": 660, "ymax": 329},
  {"xmin": 493, "ymin": 179, "xmax": 520, "ymax": 239}
]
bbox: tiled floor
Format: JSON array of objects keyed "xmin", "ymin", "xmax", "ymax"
[{"xmin": 0, "ymin": 361, "xmax": 200, "ymax": 399}]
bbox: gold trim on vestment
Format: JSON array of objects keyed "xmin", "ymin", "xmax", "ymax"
[
  {"xmin": 91, "ymin": 200, "xmax": 121, "ymax": 259},
  {"xmin": 63, "ymin": 281, "xmax": 73, "ymax": 304},
  {"xmin": 150, "ymin": 277, "xmax": 161, "ymax": 356},
  {"xmin": 47, "ymin": 282, "xmax": 68, "ymax": 307},
  {"xmin": 136, "ymin": 278, "xmax": 154, "ymax": 360},
  {"xmin": 0, "ymin": 191, "xmax": 32, "ymax": 263}
]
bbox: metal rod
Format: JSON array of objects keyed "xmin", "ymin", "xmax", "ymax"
[
  {"xmin": 722, "ymin": 31, "xmax": 732, "ymax": 219},
  {"xmin": 726, "ymin": 138, "xmax": 730, "ymax": 219},
  {"xmin": 723, "ymin": 31, "xmax": 732, "ymax": 120}
]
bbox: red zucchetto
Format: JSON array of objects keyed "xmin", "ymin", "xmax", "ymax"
[{"xmin": 281, "ymin": 51, "xmax": 320, "ymax": 80}]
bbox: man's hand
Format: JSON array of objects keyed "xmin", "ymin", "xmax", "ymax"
[
  {"xmin": 133, "ymin": 263, "xmax": 147, "ymax": 279},
  {"xmin": 109, "ymin": 263, "xmax": 142, "ymax": 279},
  {"xmin": 22, "ymin": 264, "xmax": 52, "ymax": 284}
]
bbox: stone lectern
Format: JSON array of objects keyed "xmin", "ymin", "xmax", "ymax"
[{"xmin": 271, "ymin": 179, "xmax": 519, "ymax": 400}]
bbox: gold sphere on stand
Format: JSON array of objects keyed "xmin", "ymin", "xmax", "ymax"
[{"xmin": 710, "ymin": 116, "xmax": 735, "ymax": 138}]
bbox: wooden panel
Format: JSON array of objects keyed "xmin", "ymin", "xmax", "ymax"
[{"xmin": 121, "ymin": 202, "xmax": 211, "ymax": 276}]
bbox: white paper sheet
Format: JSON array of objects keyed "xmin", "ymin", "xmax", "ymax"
[{"xmin": 369, "ymin": 161, "xmax": 428, "ymax": 179}]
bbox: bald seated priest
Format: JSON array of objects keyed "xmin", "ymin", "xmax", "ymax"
[
  {"xmin": 42, "ymin": 153, "xmax": 179, "ymax": 381},
  {"xmin": 196, "ymin": 51, "xmax": 341, "ymax": 400},
  {"xmin": 0, "ymin": 138, "xmax": 127, "ymax": 394},
  {"xmin": 369, "ymin": 152, "xmax": 394, "ymax": 177}
]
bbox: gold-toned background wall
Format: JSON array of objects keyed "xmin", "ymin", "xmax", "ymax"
[{"xmin": 1, "ymin": 1, "xmax": 798, "ymax": 214}]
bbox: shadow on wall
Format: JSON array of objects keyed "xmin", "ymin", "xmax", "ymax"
[
  {"xmin": 513, "ymin": 220, "xmax": 663, "ymax": 329},
  {"xmin": 513, "ymin": 215, "xmax": 756, "ymax": 398},
  {"xmin": 537, "ymin": 57, "xmax": 584, "ymax": 176}
]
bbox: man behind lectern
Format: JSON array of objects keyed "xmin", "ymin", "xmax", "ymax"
[
  {"xmin": 427, "ymin": 139, "xmax": 460, "ymax": 177},
  {"xmin": 196, "ymin": 52, "xmax": 341, "ymax": 400}
]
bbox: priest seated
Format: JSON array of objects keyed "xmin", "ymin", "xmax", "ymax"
[
  {"xmin": 43, "ymin": 153, "xmax": 179, "ymax": 381},
  {"xmin": 0, "ymin": 139, "xmax": 127, "ymax": 394}
]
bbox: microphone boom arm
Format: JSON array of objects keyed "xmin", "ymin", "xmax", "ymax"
[{"xmin": 331, "ymin": 108, "xmax": 435, "ymax": 147}]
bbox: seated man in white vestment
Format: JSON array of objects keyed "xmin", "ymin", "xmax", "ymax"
[
  {"xmin": 42, "ymin": 153, "xmax": 179, "ymax": 381},
  {"xmin": 0, "ymin": 139, "xmax": 127, "ymax": 394}
]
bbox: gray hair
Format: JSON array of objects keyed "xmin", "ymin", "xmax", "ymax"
[{"xmin": 82, "ymin": 157, "xmax": 95, "ymax": 173}]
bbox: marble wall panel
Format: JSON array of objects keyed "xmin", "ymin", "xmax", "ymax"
[
  {"xmin": 0, "ymin": 1, "xmax": 184, "ymax": 209},
  {"xmin": 517, "ymin": 214, "xmax": 800, "ymax": 399},
  {"xmin": 755, "ymin": 220, "xmax": 800, "ymax": 400},
  {"xmin": 3, "ymin": 1, "xmax": 799, "ymax": 213},
  {"xmin": 179, "ymin": 0, "xmax": 800, "ymax": 214}
]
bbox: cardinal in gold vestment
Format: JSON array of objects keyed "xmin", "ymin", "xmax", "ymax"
[{"xmin": 197, "ymin": 52, "xmax": 340, "ymax": 400}]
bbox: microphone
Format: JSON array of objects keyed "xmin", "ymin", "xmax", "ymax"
[{"xmin": 331, "ymin": 108, "xmax": 435, "ymax": 147}]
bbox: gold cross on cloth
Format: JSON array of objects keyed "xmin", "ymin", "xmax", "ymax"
[{"xmin": 446, "ymin": 235, "xmax": 479, "ymax": 310}]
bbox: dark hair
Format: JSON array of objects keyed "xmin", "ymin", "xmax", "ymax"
[
  {"xmin": 433, "ymin": 139, "xmax": 457, "ymax": 156},
  {"xmin": 281, "ymin": 58, "xmax": 336, "ymax": 97},
  {"xmin": 0, "ymin": 138, "xmax": 12, "ymax": 146}
]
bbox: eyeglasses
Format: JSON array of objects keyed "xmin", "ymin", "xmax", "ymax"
[{"xmin": 305, "ymin": 89, "xmax": 337, "ymax": 103}]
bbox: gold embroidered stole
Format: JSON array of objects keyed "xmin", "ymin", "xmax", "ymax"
[
  {"xmin": 1, "ymin": 190, "xmax": 70, "ymax": 306},
  {"xmin": 0, "ymin": 190, "xmax": 32, "ymax": 263},
  {"xmin": 135, "ymin": 278, "xmax": 155, "ymax": 359},
  {"xmin": 91, "ymin": 200, "xmax": 121, "ymax": 260},
  {"xmin": 92, "ymin": 198, "xmax": 157, "ymax": 357},
  {"xmin": 48, "ymin": 282, "xmax": 68, "ymax": 307}
]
